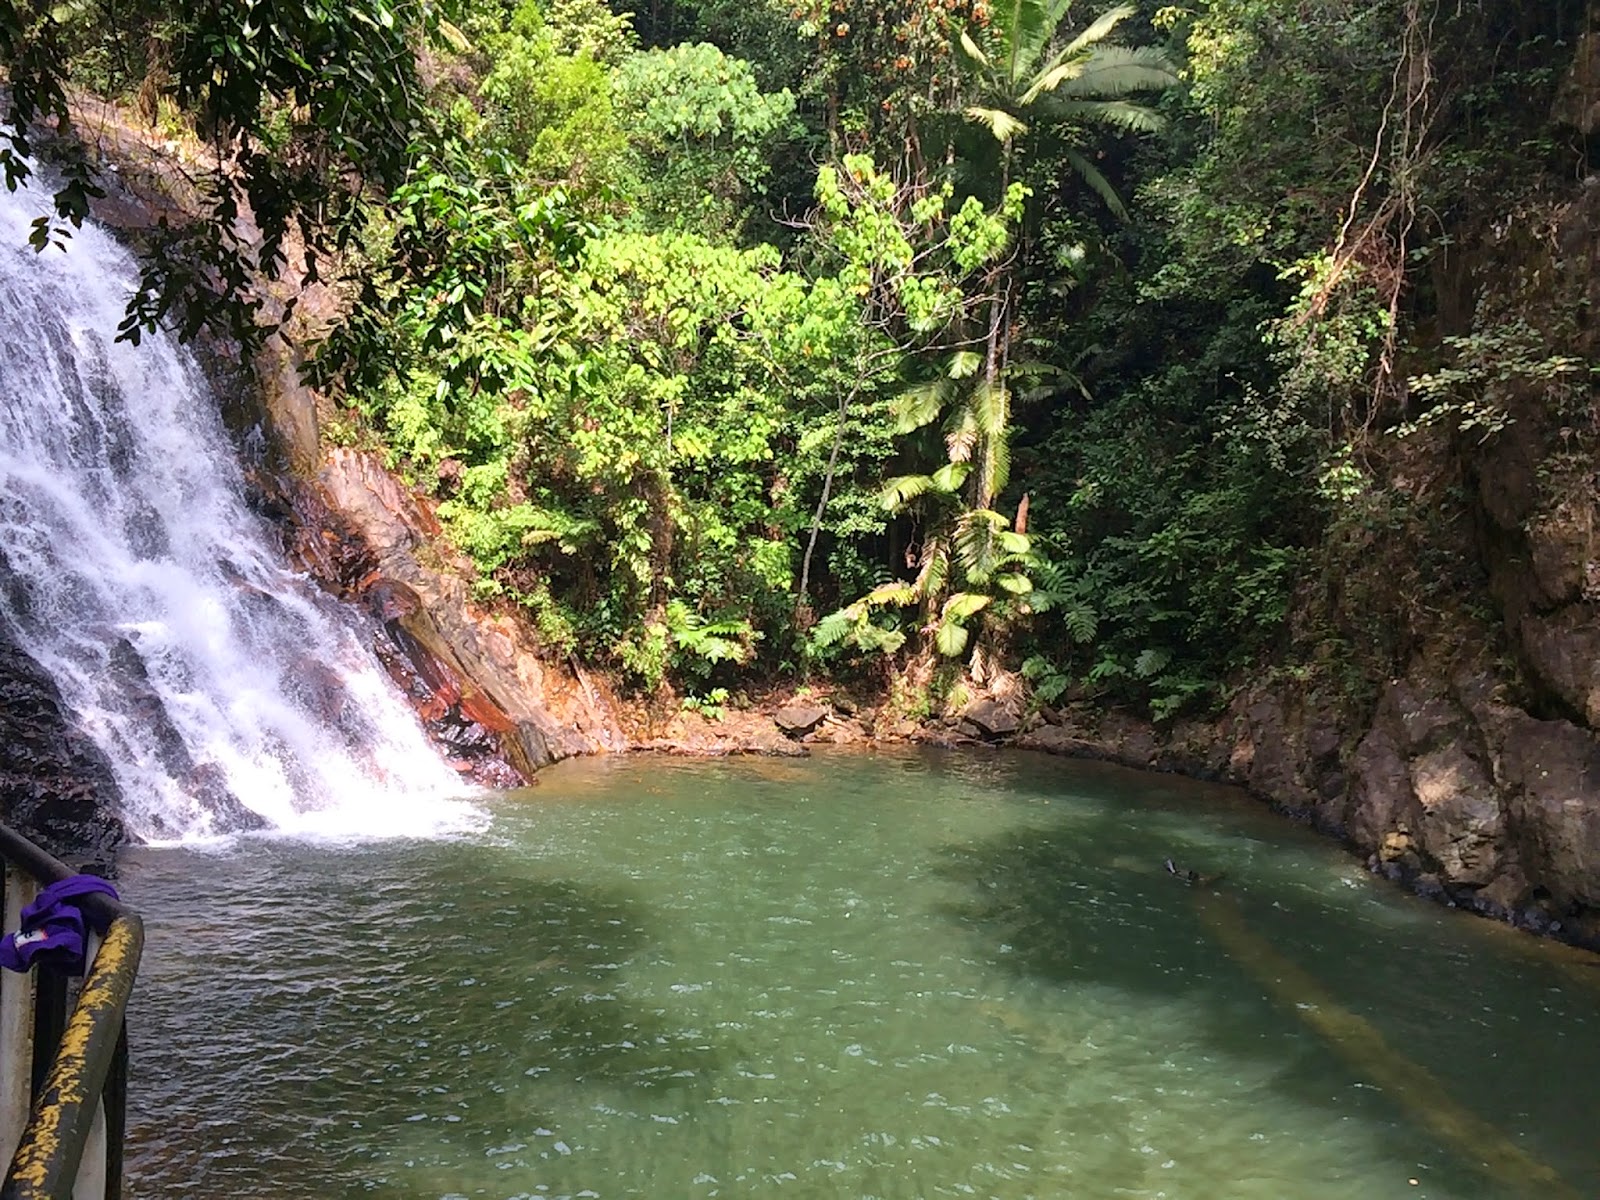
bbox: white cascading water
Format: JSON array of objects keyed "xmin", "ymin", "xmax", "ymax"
[{"xmin": 0, "ymin": 178, "xmax": 483, "ymax": 843}]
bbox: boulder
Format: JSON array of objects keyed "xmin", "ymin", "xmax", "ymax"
[
  {"xmin": 1490, "ymin": 711, "xmax": 1600, "ymax": 910},
  {"xmin": 1518, "ymin": 607, "xmax": 1600, "ymax": 729},
  {"xmin": 1409, "ymin": 744, "xmax": 1504, "ymax": 885},
  {"xmin": 773, "ymin": 702, "xmax": 829, "ymax": 738},
  {"xmin": 641, "ymin": 710, "xmax": 807, "ymax": 757},
  {"xmin": 960, "ymin": 697, "xmax": 1021, "ymax": 738}
]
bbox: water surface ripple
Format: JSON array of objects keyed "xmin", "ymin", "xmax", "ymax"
[{"xmin": 123, "ymin": 751, "xmax": 1600, "ymax": 1198}]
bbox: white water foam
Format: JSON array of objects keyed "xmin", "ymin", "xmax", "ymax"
[{"xmin": 0, "ymin": 177, "xmax": 484, "ymax": 844}]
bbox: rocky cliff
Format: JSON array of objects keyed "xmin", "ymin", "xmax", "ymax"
[{"xmin": 1007, "ymin": 132, "xmax": 1600, "ymax": 950}]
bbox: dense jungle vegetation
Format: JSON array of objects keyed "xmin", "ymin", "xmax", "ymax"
[{"xmin": 1, "ymin": 0, "xmax": 1592, "ymax": 715}]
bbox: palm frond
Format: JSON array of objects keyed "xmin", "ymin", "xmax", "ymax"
[
  {"xmin": 954, "ymin": 509, "xmax": 1007, "ymax": 581},
  {"xmin": 1050, "ymin": 97, "xmax": 1167, "ymax": 133},
  {"xmin": 1054, "ymin": 45, "xmax": 1177, "ymax": 98},
  {"xmin": 945, "ymin": 406, "xmax": 979, "ymax": 463},
  {"xmin": 1065, "ymin": 149, "xmax": 1129, "ymax": 221},
  {"xmin": 984, "ymin": 426, "xmax": 1012, "ymax": 498},
  {"xmin": 914, "ymin": 541, "xmax": 950, "ymax": 599},
  {"xmin": 948, "ymin": 349, "xmax": 984, "ymax": 379},
  {"xmin": 957, "ymin": 26, "xmax": 991, "ymax": 67},
  {"xmin": 970, "ymin": 380, "xmax": 1010, "ymax": 439},
  {"xmin": 1059, "ymin": 2, "xmax": 1135, "ymax": 60},
  {"xmin": 964, "ymin": 105, "xmax": 1029, "ymax": 144}
]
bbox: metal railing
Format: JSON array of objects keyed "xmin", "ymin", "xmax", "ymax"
[{"xmin": 0, "ymin": 824, "xmax": 141, "ymax": 1200}]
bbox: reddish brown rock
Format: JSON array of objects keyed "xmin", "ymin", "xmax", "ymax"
[{"xmin": 301, "ymin": 449, "xmax": 625, "ymax": 782}]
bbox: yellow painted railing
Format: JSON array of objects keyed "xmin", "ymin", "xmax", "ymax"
[{"xmin": 0, "ymin": 824, "xmax": 142, "ymax": 1200}]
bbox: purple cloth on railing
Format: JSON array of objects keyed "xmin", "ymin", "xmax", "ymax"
[{"xmin": 0, "ymin": 875, "xmax": 119, "ymax": 974}]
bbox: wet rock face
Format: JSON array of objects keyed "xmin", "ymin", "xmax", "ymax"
[
  {"xmin": 289, "ymin": 450, "xmax": 625, "ymax": 783},
  {"xmin": 0, "ymin": 626, "xmax": 125, "ymax": 861}
]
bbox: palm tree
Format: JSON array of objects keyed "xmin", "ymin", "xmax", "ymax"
[
  {"xmin": 811, "ymin": 5, "xmax": 1174, "ymax": 668},
  {"xmin": 959, "ymin": 1, "xmax": 1177, "ymax": 219}
]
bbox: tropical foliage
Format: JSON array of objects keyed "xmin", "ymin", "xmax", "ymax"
[{"xmin": 2, "ymin": 0, "xmax": 1588, "ymax": 714}]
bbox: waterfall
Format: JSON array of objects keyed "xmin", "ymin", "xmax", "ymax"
[{"xmin": 0, "ymin": 179, "xmax": 483, "ymax": 844}]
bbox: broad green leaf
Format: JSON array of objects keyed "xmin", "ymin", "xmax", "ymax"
[
  {"xmin": 995, "ymin": 572, "xmax": 1033, "ymax": 595},
  {"xmin": 866, "ymin": 582, "xmax": 918, "ymax": 608},
  {"xmin": 880, "ymin": 474, "xmax": 935, "ymax": 511},
  {"xmin": 935, "ymin": 620, "xmax": 970, "ymax": 658},
  {"xmin": 931, "ymin": 462, "xmax": 971, "ymax": 493},
  {"xmin": 948, "ymin": 350, "xmax": 983, "ymax": 379},
  {"xmin": 943, "ymin": 592, "xmax": 993, "ymax": 621},
  {"xmin": 893, "ymin": 379, "xmax": 951, "ymax": 433}
]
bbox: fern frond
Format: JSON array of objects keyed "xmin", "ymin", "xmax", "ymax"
[
  {"xmin": 1134, "ymin": 646, "xmax": 1172, "ymax": 679},
  {"xmin": 810, "ymin": 606, "xmax": 862, "ymax": 649},
  {"xmin": 1063, "ymin": 602, "xmax": 1098, "ymax": 642}
]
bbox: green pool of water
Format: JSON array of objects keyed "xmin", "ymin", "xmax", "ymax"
[{"xmin": 121, "ymin": 749, "xmax": 1600, "ymax": 1198}]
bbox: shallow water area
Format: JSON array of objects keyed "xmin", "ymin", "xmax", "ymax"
[{"xmin": 121, "ymin": 749, "xmax": 1600, "ymax": 1198}]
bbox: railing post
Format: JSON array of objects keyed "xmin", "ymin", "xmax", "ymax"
[
  {"xmin": 69, "ymin": 933, "xmax": 105, "ymax": 1200},
  {"xmin": 0, "ymin": 825, "xmax": 141, "ymax": 1200},
  {"xmin": 0, "ymin": 870, "xmax": 36, "ymax": 1171}
]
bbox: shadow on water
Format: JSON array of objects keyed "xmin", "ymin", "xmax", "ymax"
[
  {"xmin": 930, "ymin": 791, "xmax": 1597, "ymax": 1199},
  {"xmin": 124, "ymin": 840, "xmax": 721, "ymax": 1197}
]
